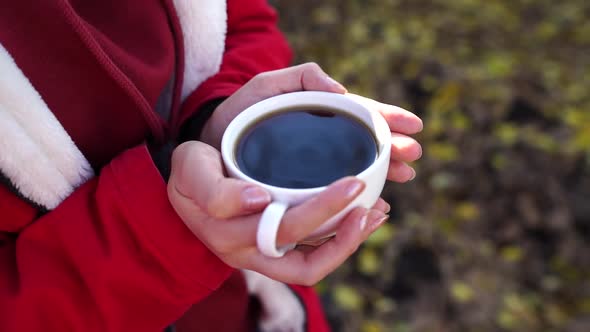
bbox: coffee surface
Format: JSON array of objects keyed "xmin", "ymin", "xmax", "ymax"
[{"xmin": 236, "ymin": 109, "xmax": 377, "ymax": 188}]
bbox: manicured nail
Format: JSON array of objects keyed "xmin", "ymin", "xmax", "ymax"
[
  {"xmin": 359, "ymin": 215, "xmax": 368, "ymax": 231},
  {"xmin": 369, "ymin": 214, "xmax": 389, "ymax": 232},
  {"xmin": 325, "ymin": 76, "xmax": 347, "ymax": 92},
  {"xmin": 242, "ymin": 186, "xmax": 271, "ymax": 210},
  {"xmin": 409, "ymin": 168, "xmax": 417, "ymax": 181},
  {"xmin": 345, "ymin": 180, "xmax": 365, "ymax": 199}
]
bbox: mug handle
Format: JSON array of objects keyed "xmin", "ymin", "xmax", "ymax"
[{"xmin": 257, "ymin": 201, "xmax": 297, "ymax": 257}]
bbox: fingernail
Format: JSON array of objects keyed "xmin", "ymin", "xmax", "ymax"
[
  {"xmin": 359, "ymin": 215, "xmax": 368, "ymax": 231},
  {"xmin": 242, "ymin": 186, "xmax": 271, "ymax": 210},
  {"xmin": 325, "ymin": 76, "xmax": 347, "ymax": 92},
  {"xmin": 345, "ymin": 180, "xmax": 365, "ymax": 199},
  {"xmin": 385, "ymin": 203, "xmax": 391, "ymax": 214},
  {"xmin": 369, "ymin": 214, "xmax": 389, "ymax": 232},
  {"xmin": 409, "ymin": 168, "xmax": 417, "ymax": 181}
]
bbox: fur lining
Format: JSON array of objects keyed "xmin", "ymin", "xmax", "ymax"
[
  {"xmin": 172, "ymin": 0, "xmax": 227, "ymax": 101},
  {"xmin": 243, "ymin": 270, "xmax": 306, "ymax": 332},
  {"xmin": 0, "ymin": 43, "xmax": 94, "ymax": 209},
  {"xmin": 0, "ymin": 2, "xmax": 228, "ymax": 208}
]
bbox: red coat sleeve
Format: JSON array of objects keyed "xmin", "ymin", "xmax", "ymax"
[
  {"xmin": 177, "ymin": 0, "xmax": 293, "ymax": 128},
  {"xmin": 0, "ymin": 145, "xmax": 233, "ymax": 332}
]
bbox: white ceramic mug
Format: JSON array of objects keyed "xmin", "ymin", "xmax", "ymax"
[{"xmin": 221, "ymin": 91, "xmax": 391, "ymax": 257}]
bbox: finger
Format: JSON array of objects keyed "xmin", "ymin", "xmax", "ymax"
[
  {"xmin": 249, "ymin": 208, "xmax": 388, "ymax": 286},
  {"xmin": 192, "ymin": 215, "xmax": 262, "ymax": 255},
  {"xmin": 373, "ymin": 197, "xmax": 390, "ymax": 214},
  {"xmin": 191, "ymin": 176, "xmax": 366, "ymax": 252},
  {"xmin": 190, "ymin": 177, "xmax": 364, "ymax": 250},
  {"xmin": 253, "ymin": 62, "xmax": 347, "ymax": 96},
  {"xmin": 276, "ymin": 177, "xmax": 365, "ymax": 246},
  {"xmin": 203, "ymin": 63, "xmax": 349, "ymax": 150},
  {"xmin": 208, "ymin": 196, "xmax": 390, "ymax": 252},
  {"xmin": 170, "ymin": 141, "xmax": 271, "ymax": 219},
  {"xmin": 346, "ymin": 94, "xmax": 423, "ymax": 134},
  {"xmin": 296, "ymin": 244, "xmax": 321, "ymax": 253},
  {"xmin": 387, "ymin": 160, "xmax": 416, "ymax": 183},
  {"xmin": 390, "ymin": 132, "xmax": 422, "ymax": 162},
  {"xmin": 296, "ymin": 237, "xmax": 332, "ymax": 250}
]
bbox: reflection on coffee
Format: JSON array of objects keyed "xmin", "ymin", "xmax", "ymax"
[{"xmin": 235, "ymin": 108, "xmax": 378, "ymax": 189}]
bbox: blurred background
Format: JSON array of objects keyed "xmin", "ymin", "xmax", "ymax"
[{"xmin": 269, "ymin": 1, "xmax": 590, "ymax": 331}]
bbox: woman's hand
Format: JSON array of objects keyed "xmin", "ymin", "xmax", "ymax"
[
  {"xmin": 167, "ymin": 141, "xmax": 390, "ymax": 285},
  {"xmin": 170, "ymin": 64, "xmax": 424, "ymax": 283},
  {"xmin": 346, "ymin": 93, "xmax": 423, "ymax": 182},
  {"xmin": 199, "ymin": 62, "xmax": 347, "ymax": 149},
  {"xmin": 199, "ymin": 62, "xmax": 423, "ymax": 183}
]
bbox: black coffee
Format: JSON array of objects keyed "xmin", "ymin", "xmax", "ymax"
[{"xmin": 235, "ymin": 108, "xmax": 378, "ymax": 188}]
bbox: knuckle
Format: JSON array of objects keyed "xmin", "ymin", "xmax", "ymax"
[
  {"xmin": 252, "ymin": 72, "xmax": 271, "ymax": 86},
  {"xmin": 303, "ymin": 62, "xmax": 321, "ymax": 71},
  {"xmin": 199, "ymin": 142, "xmax": 221, "ymax": 157}
]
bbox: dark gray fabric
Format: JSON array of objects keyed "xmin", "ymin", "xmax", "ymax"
[
  {"xmin": 178, "ymin": 98, "xmax": 226, "ymax": 143},
  {"xmin": 154, "ymin": 72, "xmax": 176, "ymax": 122}
]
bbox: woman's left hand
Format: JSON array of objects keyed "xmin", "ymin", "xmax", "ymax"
[{"xmin": 200, "ymin": 62, "xmax": 423, "ymax": 183}]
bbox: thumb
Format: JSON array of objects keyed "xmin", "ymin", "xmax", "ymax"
[
  {"xmin": 169, "ymin": 141, "xmax": 271, "ymax": 219},
  {"xmin": 251, "ymin": 62, "xmax": 347, "ymax": 97}
]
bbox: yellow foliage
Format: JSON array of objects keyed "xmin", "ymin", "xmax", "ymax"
[
  {"xmin": 451, "ymin": 281, "xmax": 475, "ymax": 303},
  {"xmin": 333, "ymin": 285, "xmax": 364, "ymax": 311}
]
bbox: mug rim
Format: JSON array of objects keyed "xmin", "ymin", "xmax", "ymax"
[{"xmin": 221, "ymin": 91, "xmax": 391, "ymax": 196}]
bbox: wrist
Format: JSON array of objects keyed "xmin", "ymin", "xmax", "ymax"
[
  {"xmin": 199, "ymin": 117, "xmax": 217, "ymax": 148},
  {"xmin": 179, "ymin": 98, "xmax": 226, "ymax": 145},
  {"xmin": 148, "ymin": 141, "xmax": 175, "ymax": 181}
]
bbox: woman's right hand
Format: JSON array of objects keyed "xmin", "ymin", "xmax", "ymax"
[{"xmin": 167, "ymin": 141, "xmax": 389, "ymax": 285}]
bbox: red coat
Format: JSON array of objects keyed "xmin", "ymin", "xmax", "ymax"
[{"xmin": 0, "ymin": 0, "xmax": 330, "ymax": 331}]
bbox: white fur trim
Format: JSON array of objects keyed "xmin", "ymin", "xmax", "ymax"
[
  {"xmin": 0, "ymin": 43, "xmax": 94, "ymax": 209},
  {"xmin": 243, "ymin": 270, "xmax": 306, "ymax": 332},
  {"xmin": 172, "ymin": 0, "xmax": 227, "ymax": 101}
]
